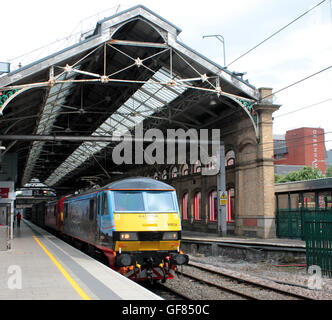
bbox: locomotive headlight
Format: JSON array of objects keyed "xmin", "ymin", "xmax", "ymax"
[
  {"xmin": 120, "ymin": 232, "xmax": 138, "ymax": 241},
  {"xmin": 162, "ymin": 232, "xmax": 178, "ymax": 240}
]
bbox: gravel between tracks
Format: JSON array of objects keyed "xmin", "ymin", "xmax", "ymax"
[{"xmin": 178, "ymin": 253, "xmax": 332, "ymax": 300}]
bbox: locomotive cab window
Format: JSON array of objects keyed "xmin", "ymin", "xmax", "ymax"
[
  {"xmin": 113, "ymin": 191, "xmax": 176, "ymax": 212},
  {"xmin": 145, "ymin": 192, "xmax": 175, "ymax": 212},
  {"xmin": 114, "ymin": 191, "xmax": 144, "ymax": 212}
]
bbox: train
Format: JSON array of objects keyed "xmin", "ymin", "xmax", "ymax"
[{"xmin": 30, "ymin": 177, "xmax": 189, "ymax": 283}]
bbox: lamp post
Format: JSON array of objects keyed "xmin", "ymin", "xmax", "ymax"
[{"xmin": 203, "ymin": 34, "xmax": 226, "ymax": 68}]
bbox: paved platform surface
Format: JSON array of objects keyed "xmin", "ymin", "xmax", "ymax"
[
  {"xmin": 182, "ymin": 231, "xmax": 306, "ymax": 248},
  {"xmin": 0, "ymin": 220, "xmax": 162, "ymax": 300}
]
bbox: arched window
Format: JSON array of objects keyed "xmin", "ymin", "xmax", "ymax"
[
  {"xmin": 162, "ymin": 169, "xmax": 168, "ymax": 180},
  {"xmin": 193, "ymin": 160, "xmax": 201, "ymax": 174},
  {"xmin": 206, "ymin": 156, "xmax": 217, "ymax": 172},
  {"xmin": 181, "ymin": 164, "xmax": 189, "ymax": 176},
  {"xmin": 153, "ymin": 172, "xmax": 159, "ymax": 180},
  {"xmin": 171, "ymin": 166, "xmax": 178, "ymax": 178},
  {"xmin": 194, "ymin": 192, "xmax": 201, "ymax": 221},
  {"xmin": 227, "ymin": 188, "xmax": 235, "ymax": 222},
  {"xmin": 181, "ymin": 193, "xmax": 188, "ymax": 221},
  {"xmin": 225, "ymin": 150, "xmax": 235, "ymax": 167},
  {"xmin": 209, "ymin": 190, "xmax": 218, "ymax": 222}
]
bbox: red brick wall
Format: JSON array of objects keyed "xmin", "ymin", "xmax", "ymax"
[{"xmin": 274, "ymin": 127, "xmax": 326, "ymax": 172}]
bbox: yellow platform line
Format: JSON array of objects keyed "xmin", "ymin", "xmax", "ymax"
[{"xmin": 31, "ymin": 232, "xmax": 91, "ymax": 300}]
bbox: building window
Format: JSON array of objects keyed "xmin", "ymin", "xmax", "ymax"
[
  {"xmin": 193, "ymin": 160, "xmax": 201, "ymax": 174},
  {"xmin": 171, "ymin": 166, "xmax": 178, "ymax": 178},
  {"xmin": 277, "ymin": 194, "xmax": 289, "ymax": 210},
  {"xmin": 209, "ymin": 191, "xmax": 217, "ymax": 222},
  {"xmin": 303, "ymin": 192, "xmax": 315, "ymax": 209},
  {"xmin": 181, "ymin": 164, "xmax": 189, "ymax": 176},
  {"xmin": 318, "ymin": 191, "xmax": 332, "ymax": 209},
  {"xmin": 181, "ymin": 193, "xmax": 188, "ymax": 221},
  {"xmin": 153, "ymin": 172, "xmax": 159, "ymax": 180},
  {"xmin": 290, "ymin": 193, "xmax": 300, "ymax": 209},
  {"xmin": 227, "ymin": 188, "xmax": 235, "ymax": 222},
  {"xmin": 194, "ymin": 192, "xmax": 201, "ymax": 220},
  {"xmin": 162, "ymin": 169, "xmax": 168, "ymax": 180},
  {"xmin": 225, "ymin": 150, "xmax": 235, "ymax": 167}
]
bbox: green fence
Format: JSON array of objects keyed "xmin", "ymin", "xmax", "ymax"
[
  {"xmin": 276, "ymin": 209, "xmax": 305, "ymax": 240},
  {"xmin": 277, "ymin": 208, "xmax": 332, "ymax": 277},
  {"xmin": 304, "ymin": 210, "xmax": 332, "ymax": 277}
]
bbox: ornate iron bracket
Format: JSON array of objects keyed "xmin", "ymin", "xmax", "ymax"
[
  {"xmin": 0, "ymin": 89, "xmax": 19, "ymax": 114},
  {"xmin": 234, "ymin": 97, "xmax": 259, "ymax": 139}
]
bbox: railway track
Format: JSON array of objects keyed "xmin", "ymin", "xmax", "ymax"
[
  {"xmin": 180, "ymin": 261, "xmax": 315, "ymax": 300},
  {"xmin": 142, "ymin": 282, "xmax": 191, "ymax": 300}
]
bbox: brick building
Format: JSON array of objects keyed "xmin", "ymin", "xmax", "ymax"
[{"xmin": 274, "ymin": 127, "xmax": 326, "ymax": 173}]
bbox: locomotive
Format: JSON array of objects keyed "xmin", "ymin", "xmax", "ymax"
[{"xmin": 36, "ymin": 177, "xmax": 189, "ymax": 282}]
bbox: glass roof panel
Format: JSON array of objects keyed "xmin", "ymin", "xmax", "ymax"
[{"xmin": 45, "ymin": 67, "xmax": 189, "ymax": 186}]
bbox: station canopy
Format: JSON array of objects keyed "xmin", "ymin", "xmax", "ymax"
[{"xmin": 0, "ymin": 5, "xmax": 259, "ymax": 194}]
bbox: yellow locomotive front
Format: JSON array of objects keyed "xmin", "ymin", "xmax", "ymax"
[{"xmin": 105, "ymin": 177, "xmax": 189, "ymax": 282}]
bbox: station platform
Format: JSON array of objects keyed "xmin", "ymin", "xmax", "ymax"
[
  {"xmin": 0, "ymin": 220, "xmax": 162, "ymax": 300},
  {"xmin": 182, "ymin": 230, "xmax": 306, "ymax": 249}
]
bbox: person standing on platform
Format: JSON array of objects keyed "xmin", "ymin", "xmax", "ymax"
[{"xmin": 17, "ymin": 212, "xmax": 22, "ymax": 228}]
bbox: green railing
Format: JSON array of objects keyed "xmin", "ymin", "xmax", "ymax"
[
  {"xmin": 304, "ymin": 210, "xmax": 332, "ymax": 277},
  {"xmin": 277, "ymin": 208, "xmax": 332, "ymax": 277},
  {"xmin": 276, "ymin": 209, "xmax": 305, "ymax": 240}
]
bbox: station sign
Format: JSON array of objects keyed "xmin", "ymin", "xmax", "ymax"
[{"xmin": 0, "ymin": 188, "xmax": 9, "ymax": 199}]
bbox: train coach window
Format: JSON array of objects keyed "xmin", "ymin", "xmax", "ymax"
[
  {"xmin": 64, "ymin": 203, "xmax": 68, "ymax": 218},
  {"xmin": 114, "ymin": 192, "xmax": 145, "ymax": 212},
  {"xmin": 89, "ymin": 199, "xmax": 95, "ymax": 220},
  {"xmin": 103, "ymin": 193, "xmax": 109, "ymax": 215},
  {"xmin": 145, "ymin": 192, "xmax": 175, "ymax": 212}
]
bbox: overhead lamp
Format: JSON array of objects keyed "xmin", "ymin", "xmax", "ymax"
[{"xmin": 209, "ymin": 98, "xmax": 217, "ymax": 106}]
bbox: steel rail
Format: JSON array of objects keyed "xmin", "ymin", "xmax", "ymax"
[
  {"xmin": 188, "ymin": 261, "xmax": 314, "ymax": 300},
  {"xmin": 177, "ymin": 270, "xmax": 259, "ymax": 300},
  {"xmin": 155, "ymin": 283, "xmax": 192, "ymax": 300}
]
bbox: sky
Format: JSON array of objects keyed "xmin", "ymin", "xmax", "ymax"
[{"xmin": 1, "ymin": 0, "xmax": 331, "ymax": 149}]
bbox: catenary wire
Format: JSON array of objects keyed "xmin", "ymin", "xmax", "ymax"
[
  {"xmin": 274, "ymin": 98, "xmax": 332, "ymax": 118},
  {"xmin": 265, "ymin": 65, "xmax": 332, "ymax": 100},
  {"xmin": 226, "ymin": 0, "xmax": 328, "ymax": 68}
]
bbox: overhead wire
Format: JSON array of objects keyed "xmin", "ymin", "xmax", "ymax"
[
  {"xmin": 264, "ymin": 65, "xmax": 332, "ymax": 100},
  {"xmin": 274, "ymin": 98, "xmax": 332, "ymax": 118},
  {"xmin": 226, "ymin": 0, "xmax": 328, "ymax": 68}
]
